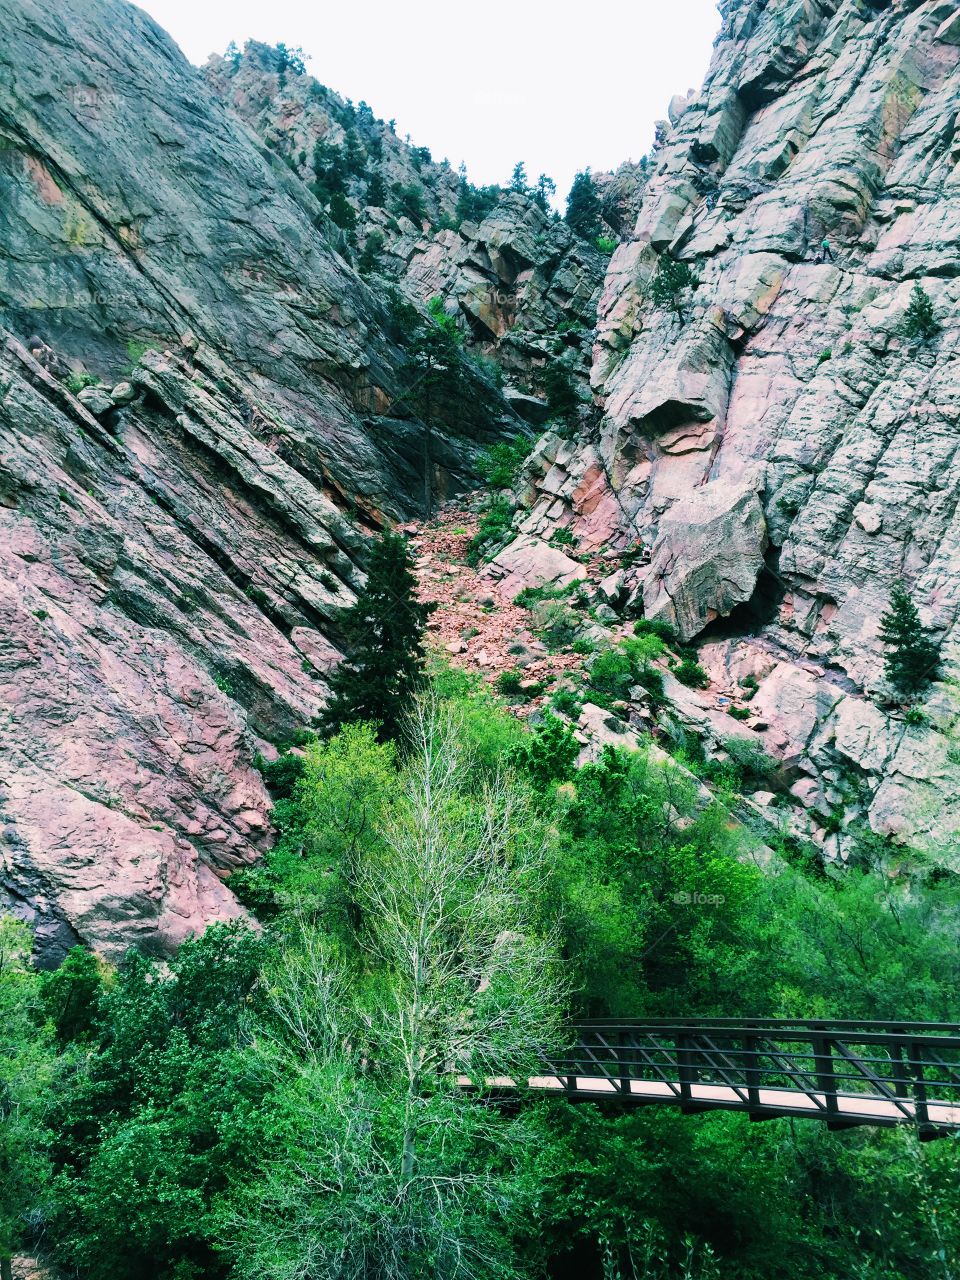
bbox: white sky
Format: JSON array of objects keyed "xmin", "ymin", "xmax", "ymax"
[{"xmin": 137, "ymin": 0, "xmax": 722, "ymax": 202}]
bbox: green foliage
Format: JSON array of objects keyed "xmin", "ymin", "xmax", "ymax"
[
  {"xmin": 454, "ymin": 171, "xmax": 501, "ymax": 226},
  {"xmin": 651, "ymin": 254, "xmax": 698, "ymax": 317},
  {"xmin": 634, "ymin": 616, "xmax": 678, "ymax": 645},
  {"xmin": 254, "ymin": 748, "xmax": 307, "ymax": 801},
  {"xmin": 64, "ymin": 371, "xmax": 97, "ymax": 395},
  {"xmin": 391, "ymin": 180, "xmax": 426, "ymax": 224},
  {"xmin": 25, "ymin": 659, "xmax": 960, "ymax": 1280},
  {"xmin": 776, "ymin": 491, "xmax": 802, "ymax": 517},
  {"xmin": 714, "ymin": 736, "xmax": 780, "ymax": 792},
  {"xmin": 0, "ymin": 917, "xmax": 57, "ymax": 1273},
  {"xmin": 220, "ymin": 702, "xmax": 565, "ymax": 1280},
  {"xmin": 587, "ymin": 648, "xmax": 634, "ymax": 707},
  {"xmin": 595, "ymin": 235, "xmax": 617, "ymax": 255},
  {"xmin": 904, "ymin": 706, "xmax": 929, "ymax": 727},
  {"xmin": 125, "ymin": 340, "xmax": 153, "ymax": 367},
  {"xmin": 383, "ymin": 284, "xmax": 420, "ymax": 339},
  {"xmin": 551, "ymin": 686, "xmax": 583, "ymax": 718},
  {"xmin": 514, "ymin": 579, "xmax": 578, "ymax": 609},
  {"xmin": 477, "ymin": 438, "xmax": 529, "ymax": 488},
  {"xmin": 902, "ymin": 282, "xmax": 939, "ymax": 343},
  {"xmin": 357, "ymin": 229, "xmax": 385, "ymax": 274},
  {"xmin": 496, "ymin": 669, "xmax": 544, "ymax": 701},
  {"xmin": 549, "ymin": 745, "xmax": 769, "ymax": 1019},
  {"xmin": 509, "ymin": 160, "xmax": 529, "ymax": 193},
  {"xmin": 274, "ymin": 42, "xmax": 307, "ymax": 76},
  {"xmin": 310, "ymin": 138, "xmax": 349, "ymax": 204},
  {"xmin": 317, "ymin": 533, "xmax": 434, "ymax": 741},
  {"xmin": 727, "ymin": 704, "xmax": 751, "ymax": 721},
  {"xmin": 40, "ymin": 945, "xmax": 105, "ymax": 1048},
  {"xmin": 472, "ymin": 352, "xmax": 505, "ymax": 388},
  {"xmin": 548, "ymin": 525, "xmax": 576, "ymax": 548},
  {"xmin": 328, "ymin": 191, "xmax": 357, "ymax": 231},
  {"xmin": 672, "ymin": 656, "xmax": 710, "ymax": 688},
  {"xmin": 531, "ymin": 597, "xmax": 579, "ymax": 650},
  {"xmin": 50, "ymin": 924, "xmax": 267, "ymax": 1280},
  {"xmin": 565, "ymin": 169, "xmax": 603, "ymax": 241},
  {"xmin": 879, "ymin": 583, "xmax": 940, "ymax": 698},
  {"xmin": 365, "ymin": 169, "xmax": 386, "ymax": 207},
  {"xmin": 465, "ymin": 497, "xmax": 515, "ymax": 566},
  {"xmin": 399, "ymin": 298, "xmax": 467, "ymax": 516},
  {"xmin": 510, "ymin": 712, "xmax": 580, "ymax": 787},
  {"xmin": 533, "ymin": 172, "xmax": 557, "ymax": 213},
  {"xmin": 587, "ymin": 635, "xmax": 665, "ymax": 709},
  {"xmin": 542, "ymin": 358, "xmax": 579, "ymax": 422}
]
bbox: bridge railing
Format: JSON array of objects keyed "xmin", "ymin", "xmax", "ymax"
[{"xmin": 536, "ymin": 1019, "xmax": 960, "ymax": 1136}]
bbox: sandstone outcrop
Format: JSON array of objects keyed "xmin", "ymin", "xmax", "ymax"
[{"xmin": 6, "ymin": 0, "xmax": 960, "ymax": 955}]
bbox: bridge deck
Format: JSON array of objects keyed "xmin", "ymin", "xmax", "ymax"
[{"xmin": 460, "ymin": 1019, "xmax": 960, "ymax": 1137}]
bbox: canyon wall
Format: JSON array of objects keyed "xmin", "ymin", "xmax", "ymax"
[
  {"xmin": 514, "ymin": 0, "xmax": 960, "ymax": 862},
  {"xmin": 0, "ymin": 0, "xmax": 515, "ymax": 958}
]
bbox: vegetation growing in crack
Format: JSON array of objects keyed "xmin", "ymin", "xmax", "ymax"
[{"xmin": 651, "ymin": 254, "xmax": 699, "ymax": 320}]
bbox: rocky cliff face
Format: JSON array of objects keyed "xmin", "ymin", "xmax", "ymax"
[
  {"xmin": 513, "ymin": 0, "xmax": 960, "ymax": 862},
  {"xmin": 201, "ymin": 45, "xmax": 620, "ymax": 417},
  {"xmin": 5, "ymin": 0, "xmax": 960, "ymax": 958},
  {"xmin": 0, "ymin": 0, "xmax": 516, "ymax": 960}
]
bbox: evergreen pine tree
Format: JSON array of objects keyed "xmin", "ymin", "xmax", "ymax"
[
  {"xmin": 357, "ymin": 230, "xmax": 385, "ymax": 275},
  {"xmin": 542, "ymin": 358, "xmax": 579, "ymax": 422},
  {"xmin": 402, "ymin": 298, "xmax": 465, "ymax": 517},
  {"xmin": 565, "ymin": 169, "xmax": 602, "ymax": 240},
  {"xmin": 903, "ymin": 282, "xmax": 939, "ymax": 343},
  {"xmin": 318, "ymin": 533, "xmax": 435, "ymax": 740},
  {"xmin": 533, "ymin": 173, "xmax": 556, "ymax": 213},
  {"xmin": 366, "ymin": 169, "xmax": 386, "ymax": 207},
  {"xmin": 509, "ymin": 161, "xmax": 529, "ymax": 194},
  {"xmin": 651, "ymin": 253, "xmax": 698, "ymax": 318},
  {"xmin": 878, "ymin": 583, "xmax": 940, "ymax": 698}
]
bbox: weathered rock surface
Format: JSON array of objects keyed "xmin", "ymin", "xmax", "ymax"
[
  {"xmin": 202, "ymin": 47, "xmax": 622, "ymax": 402},
  {"xmin": 510, "ymin": 0, "xmax": 960, "ymax": 857},
  {"xmin": 485, "ymin": 534, "xmax": 588, "ymax": 600},
  {"xmin": 0, "ymin": 0, "xmax": 516, "ymax": 958},
  {"xmin": 644, "ymin": 478, "xmax": 768, "ymax": 639},
  {"xmin": 384, "ymin": 195, "xmax": 605, "ymax": 395}
]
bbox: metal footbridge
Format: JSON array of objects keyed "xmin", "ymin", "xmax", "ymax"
[{"xmin": 468, "ymin": 1019, "xmax": 960, "ymax": 1139}]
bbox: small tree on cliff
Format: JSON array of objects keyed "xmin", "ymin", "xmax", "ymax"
[
  {"xmin": 565, "ymin": 169, "xmax": 602, "ymax": 241},
  {"xmin": 533, "ymin": 173, "xmax": 557, "ymax": 214},
  {"xmin": 542, "ymin": 358, "xmax": 579, "ymax": 424},
  {"xmin": 402, "ymin": 297, "xmax": 465, "ymax": 518},
  {"xmin": 651, "ymin": 253, "xmax": 698, "ymax": 319},
  {"xmin": 903, "ymin": 282, "xmax": 940, "ymax": 344},
  {"xmin": 318, "ymin": 533, "xmax": 434, "ymax": 741},
  {"xmin": 509, "ymin": 160, "xmax": 529, "ymax": 194},
  {"xmin": 879, "ymin": 583, "xmax": 940, "ymax": 699}
]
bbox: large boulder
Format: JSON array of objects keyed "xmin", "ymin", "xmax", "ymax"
[
  {"xmin": 644, "ymin": 480, "xmax": 768, "ymax": 641},
  {"xmin": 486, "ymin": 535, "xmax": 587, "ymax": 600}
]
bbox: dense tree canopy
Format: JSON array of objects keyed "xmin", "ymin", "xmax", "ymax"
[{"xmin": 10, "ymin": 664, "xmax": 960, "ymax": 1280}]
